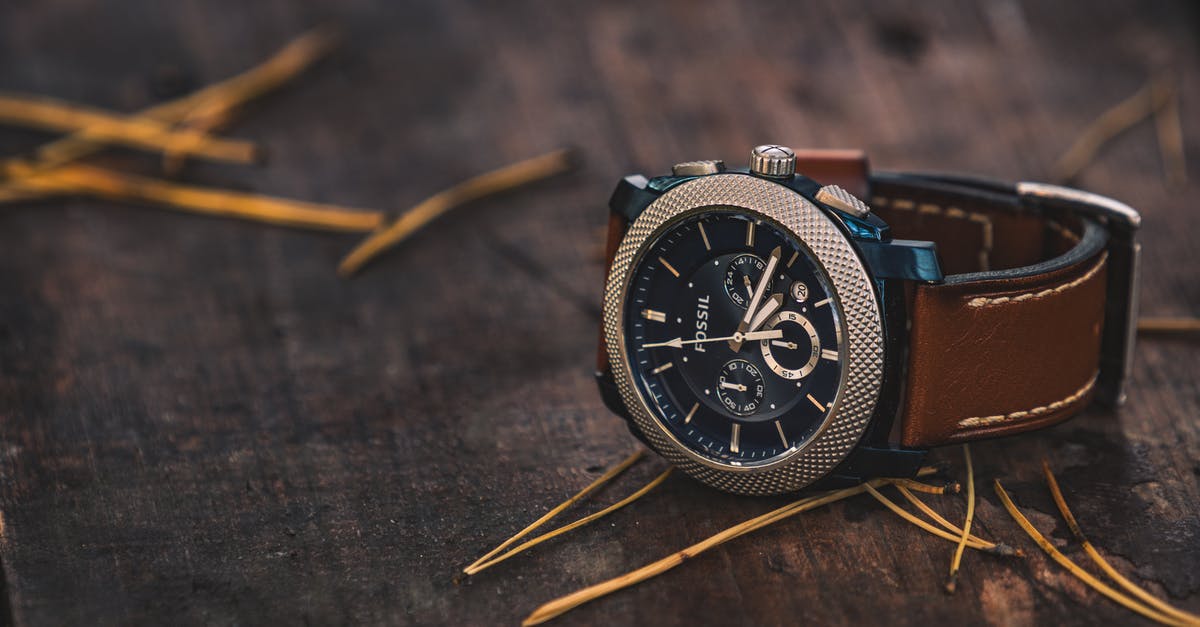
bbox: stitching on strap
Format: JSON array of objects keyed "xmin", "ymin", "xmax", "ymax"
[
  {"xmin": 1046, "ymin": 219, "xmax": 1081, "ymax": 243},
  {"xmin": 966, "ymin": 251, "xmax": 1107, "ymax": 307},
  {"xmin": 957, "ymin": 373, "xmax": 1098, "ymax": 428},
  {"xmin": 873, "ymin": 196, "xmax": 993, "ymax": 271}
]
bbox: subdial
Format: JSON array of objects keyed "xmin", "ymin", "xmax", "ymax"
[
  {"xmin": 716, "ymin": 359, "xmax": 765, "ymax": 416},
  {"xmin": 723, "ymin": 254, "xmax": 774, "ymax": 309},
  {"xmin": 759, "ymin": 311, "xmax": 822, "ymax": 380}
]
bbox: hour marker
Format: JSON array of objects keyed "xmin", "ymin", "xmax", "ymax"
[
  {"xmin": 813, "ymin": 297, "xmax": 832, "ymax": 308},
  {"xmin": 774, "ymin": 420, "xmax": 789, "ymax": 448},
  {"xmin": 684, "ymin": 402, "xmax": 699, "ymax": 424},
  {"xmin": 745, "ymin": 221, "xmax": 756, "ymax": 246},
  {"xmin": 651, "ymin": 362, "xmax": 674, "ymax": 375},
  {"xmin": 821, "ymin": 349, "xmax": 839, "ymax": 361},
  {"xmin": 698, "ymin": 222, "xmax": 712, "ymax": 251},
  {"xmin": 659, "ymin": 257, "xmax": 680, "ymax": 277},
  {"xmin": 730, "ymin": 423, "xmax": 741, "ymax": 453},
  {"xmin": 807, "ymin": 394, "xmax": 826, "ymax": 411},
  {"xmin": 641, "ymin": 309, "xmax": 667, "ymax": 323},
  {"xmin": 786, "ymin": 250, "xmax": 799, "ymax": 268}
]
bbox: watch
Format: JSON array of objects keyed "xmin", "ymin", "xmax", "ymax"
[{"xmin": 596, "ymin": 145, "xmax": 1140, "ymax": 495}]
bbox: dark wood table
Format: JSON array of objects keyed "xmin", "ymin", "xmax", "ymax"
[{"xmin": 1, "ymin": 1, "xmax": 1196, "ymax": 624}]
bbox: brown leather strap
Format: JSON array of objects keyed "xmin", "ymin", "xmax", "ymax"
[{"xmin": 871, "ymin": 176, "xmax": 1110, "ymax": 448}]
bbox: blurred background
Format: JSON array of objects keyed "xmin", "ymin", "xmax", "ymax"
[{"xmin": 0, "ymin": 1, "xmax": 1196, "ymax": 625}]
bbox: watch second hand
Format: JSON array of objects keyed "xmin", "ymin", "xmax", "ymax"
[{"xmin": 643, "ymin": 328, "xmax": 783, "ymax": 349}]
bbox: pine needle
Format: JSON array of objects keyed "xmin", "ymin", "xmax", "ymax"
[
  {"xmin": 521, "ymin": 467, "xmax": 944, "ymax": 626},
  {"xmin": 464, "ymin": 468, "xmax": 673, "ymax": 576},
  {"xmin": 1053, "ymin": 77, "xmax": 1174, "ymax": 184},
  {"xmin": 0, "ymin": 93, "xmax": 259, "ymax": 166},
  {"xmin": 0, "ymin": 26, "xmax": 337, "ymax": 188},
  {"xmin": 891, "ymin": 484, "xmax": 1021, "ymax": 556},
  {"xmin": 946, "ymin": 444, "xmax": 975, "ymax": 593},
  {"xmin": 1152, "ymin": 77, "xmax": 1187, "ymax": 187},
  {"xmin": 337, "ymin": 148, "xmax": 576, "ymax": 276},
  {"xmin": 994, "ymin": 480, "xmax": 1189, "ymax": 626},
  {"xmin": 521, "ymin": 480, "xmax": 881, "ymax": 626},
  {"xmin": 10, "ymin": 164, "xmax": 383, "ymax": 232},
  {"xmin": 1042, "ymin": 462, "xmax": 1200, "ymax": 625},
  {"xmin": 463, "ymin": 449, "xmax": 643, "ymax": 575},
  {"xmin": 894, "ymin": 478, "xmax": 958, "ymax": 495},
  {"xmin": 1138, "ymin": 317, "xmax": 1200, "ymax": 335},
  {"xmin": 862, "ymin": 483, "xmax": 999, "ymax": 553}
]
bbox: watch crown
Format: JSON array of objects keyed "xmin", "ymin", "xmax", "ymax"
[
  {"xmin": 815, "ymin": 184, "xmax": 872, "ymax": 218},
  {"xmin": 749, "ymin": 144, "xmax": 796, "ymax": 178}
]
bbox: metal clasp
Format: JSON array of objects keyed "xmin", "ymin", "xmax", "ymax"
[{"xmin": 1017, "ymin": 182, "xmax": 1142, "ymax": 406}]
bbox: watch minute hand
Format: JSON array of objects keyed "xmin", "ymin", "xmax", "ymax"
[{"xmin": 642, "ymin": 328, "xmax": 783, "ymax": 349}]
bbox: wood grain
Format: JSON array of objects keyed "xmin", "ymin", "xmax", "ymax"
[{"xmin": 0, "ymin": 1, "xmax": 1196, "ymax": 625}]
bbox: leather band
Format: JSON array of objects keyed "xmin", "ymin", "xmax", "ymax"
[
  {"xmin": 870, "ymin": 174, "xmax": 1109, "ymax": 447},
  {"xmin": 599, "ymin": 151, "xmax": 1120, "ymax": 451}
]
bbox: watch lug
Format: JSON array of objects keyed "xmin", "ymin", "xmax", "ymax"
[
  {"xmin": 814, "ymin": 445, "xmax": 929, "ymax": 490},
  {"xmin": 608, "ymin": 174, "xmax": 658, "ymax": 222},
  {"xmin": 857, "ymin": 239, "xmax": 944, "ymax": 283}
]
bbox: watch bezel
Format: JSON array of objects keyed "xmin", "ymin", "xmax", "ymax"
[{"xmin": 602, "ymin": 173, "xmax": 885, "ymax": 495}]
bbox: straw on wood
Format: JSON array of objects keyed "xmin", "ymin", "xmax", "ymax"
[
  {"xmin": 946, "ymin": 444, "xmax": 975, "ymax": 593},
  {"xmin": 10, "ymin": 164, "xmax": 383, "ymax": 232},
  {"xmin": 994, "ymin": 480, "xmax": 1189, "ymax": 626},
  {"xmin": 1052, "ymin": 77, "xmax": 1174, "ymax": 183},
  {"xmin": 464, "ymin": 468, "xmax": 673, "ymax": 576},
  {"xmin": 0, "ymin": 26, "xmax": 337, "ymax": 188},
  {"xmin": 1042, "ymin": 462, "xmax": 1200, "ymax": 625},
  {"xmin": 0, "ymin": 94, "xmax": 259, "ymax": 165},
  {"xmin": 1138, "ymin": 317, "xmax": 1200, "ymax": 335},
  {"xmin": 337, "ymin": 148, "xmax": 576, "ymax": 276},
  {"xmin": 862, "ymin": 483, "xmax": 997, "ymax": 553},
  {"xmin": 521, "ymin": 467, "xmax": 943, "ymax": 626},
  {"xmin": 463, "ymin": 450, "xmax": 644, "ymax": 575}
]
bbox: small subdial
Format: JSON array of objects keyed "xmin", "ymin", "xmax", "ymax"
[
  {"xmin": 759, "ymin": 311, "xmax": 822, "ymax": 380},
  {"xmin": 716, "ymin": 359, "xmax": 765, "ymax": 416},
  {"xmin": 723, "ymin": 254, "xmax": 774, "ymax": 309}
]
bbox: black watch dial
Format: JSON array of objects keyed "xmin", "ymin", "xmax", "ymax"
[{"xmin": 624, "ymin": 210, "xmax": 844, "ymax": 466}]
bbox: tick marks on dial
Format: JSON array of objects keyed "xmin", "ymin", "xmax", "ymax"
[
  {"xmin": 651, "ymin": 362, "xmax": 674, "ymax": 375},
  {"xmin": 730, "ymin": 423, "xmax": 741, "ymax": 453},
  {"xmin": 813, "ymin": 297, "xmax": 832, "ymax": 308},
  {"xmin": 774, "ymin": 420, "xmax": 789, "ymax": 448},
  {"xmin": 685, "ymin": 402, "xmax": 699, "ymax": 424},
  {"xmin": 786, "ymin": 250, "xmax": 799, "ymax": 268},
  {"xmin": 659, "ymin": 256, "xmax": 680, "ymax": 278},
  {"xmin": 821, "ymin": 349, "xmax": 839, "ymax": 361},
  {"xmin": 698, "ymin": 221, "xmax": 712, "ymax": 250},
  {"xmin": 745, "ymin": 221, "xmax": 756, "ymax": 246},
  {"xmin": 807, "ymin": 394, "xmax": 826, "ymax": 411},
  {"xmin": 641, "ymin": 308, "xmax": 667, "ymax": 323}
]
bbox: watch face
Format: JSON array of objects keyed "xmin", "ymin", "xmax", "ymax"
[{"xmin": 624, "ymin": 209, "xmax": 843, "ymax": 467}]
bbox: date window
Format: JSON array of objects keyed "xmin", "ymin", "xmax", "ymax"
[{"xmin": 790, "ymin": 281, "xmax": 809, "ymax": 303}]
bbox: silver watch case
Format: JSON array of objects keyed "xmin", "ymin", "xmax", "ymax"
[{"xmin": 602, "ymin": 174, "xmax": 885, "ymax": 495}]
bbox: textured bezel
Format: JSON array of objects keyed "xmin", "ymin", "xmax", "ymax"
[{"xmin": 603, "ymin": 174, "xmax": 884, "ymax": 495}]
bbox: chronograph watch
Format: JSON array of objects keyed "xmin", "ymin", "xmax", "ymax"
[{"xmin": 596, "ymin": 145, "xmax": 1141, "ymax": 495}]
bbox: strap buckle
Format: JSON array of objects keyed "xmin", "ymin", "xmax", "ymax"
[{"xmin": 1017, "ymin": 182, "xmax": 1142, "ymax": 406}]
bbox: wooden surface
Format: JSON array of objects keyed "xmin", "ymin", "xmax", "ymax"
[{"xmin": 1, "ymin": 1, "xmax": 1197, "ymax": 625}]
